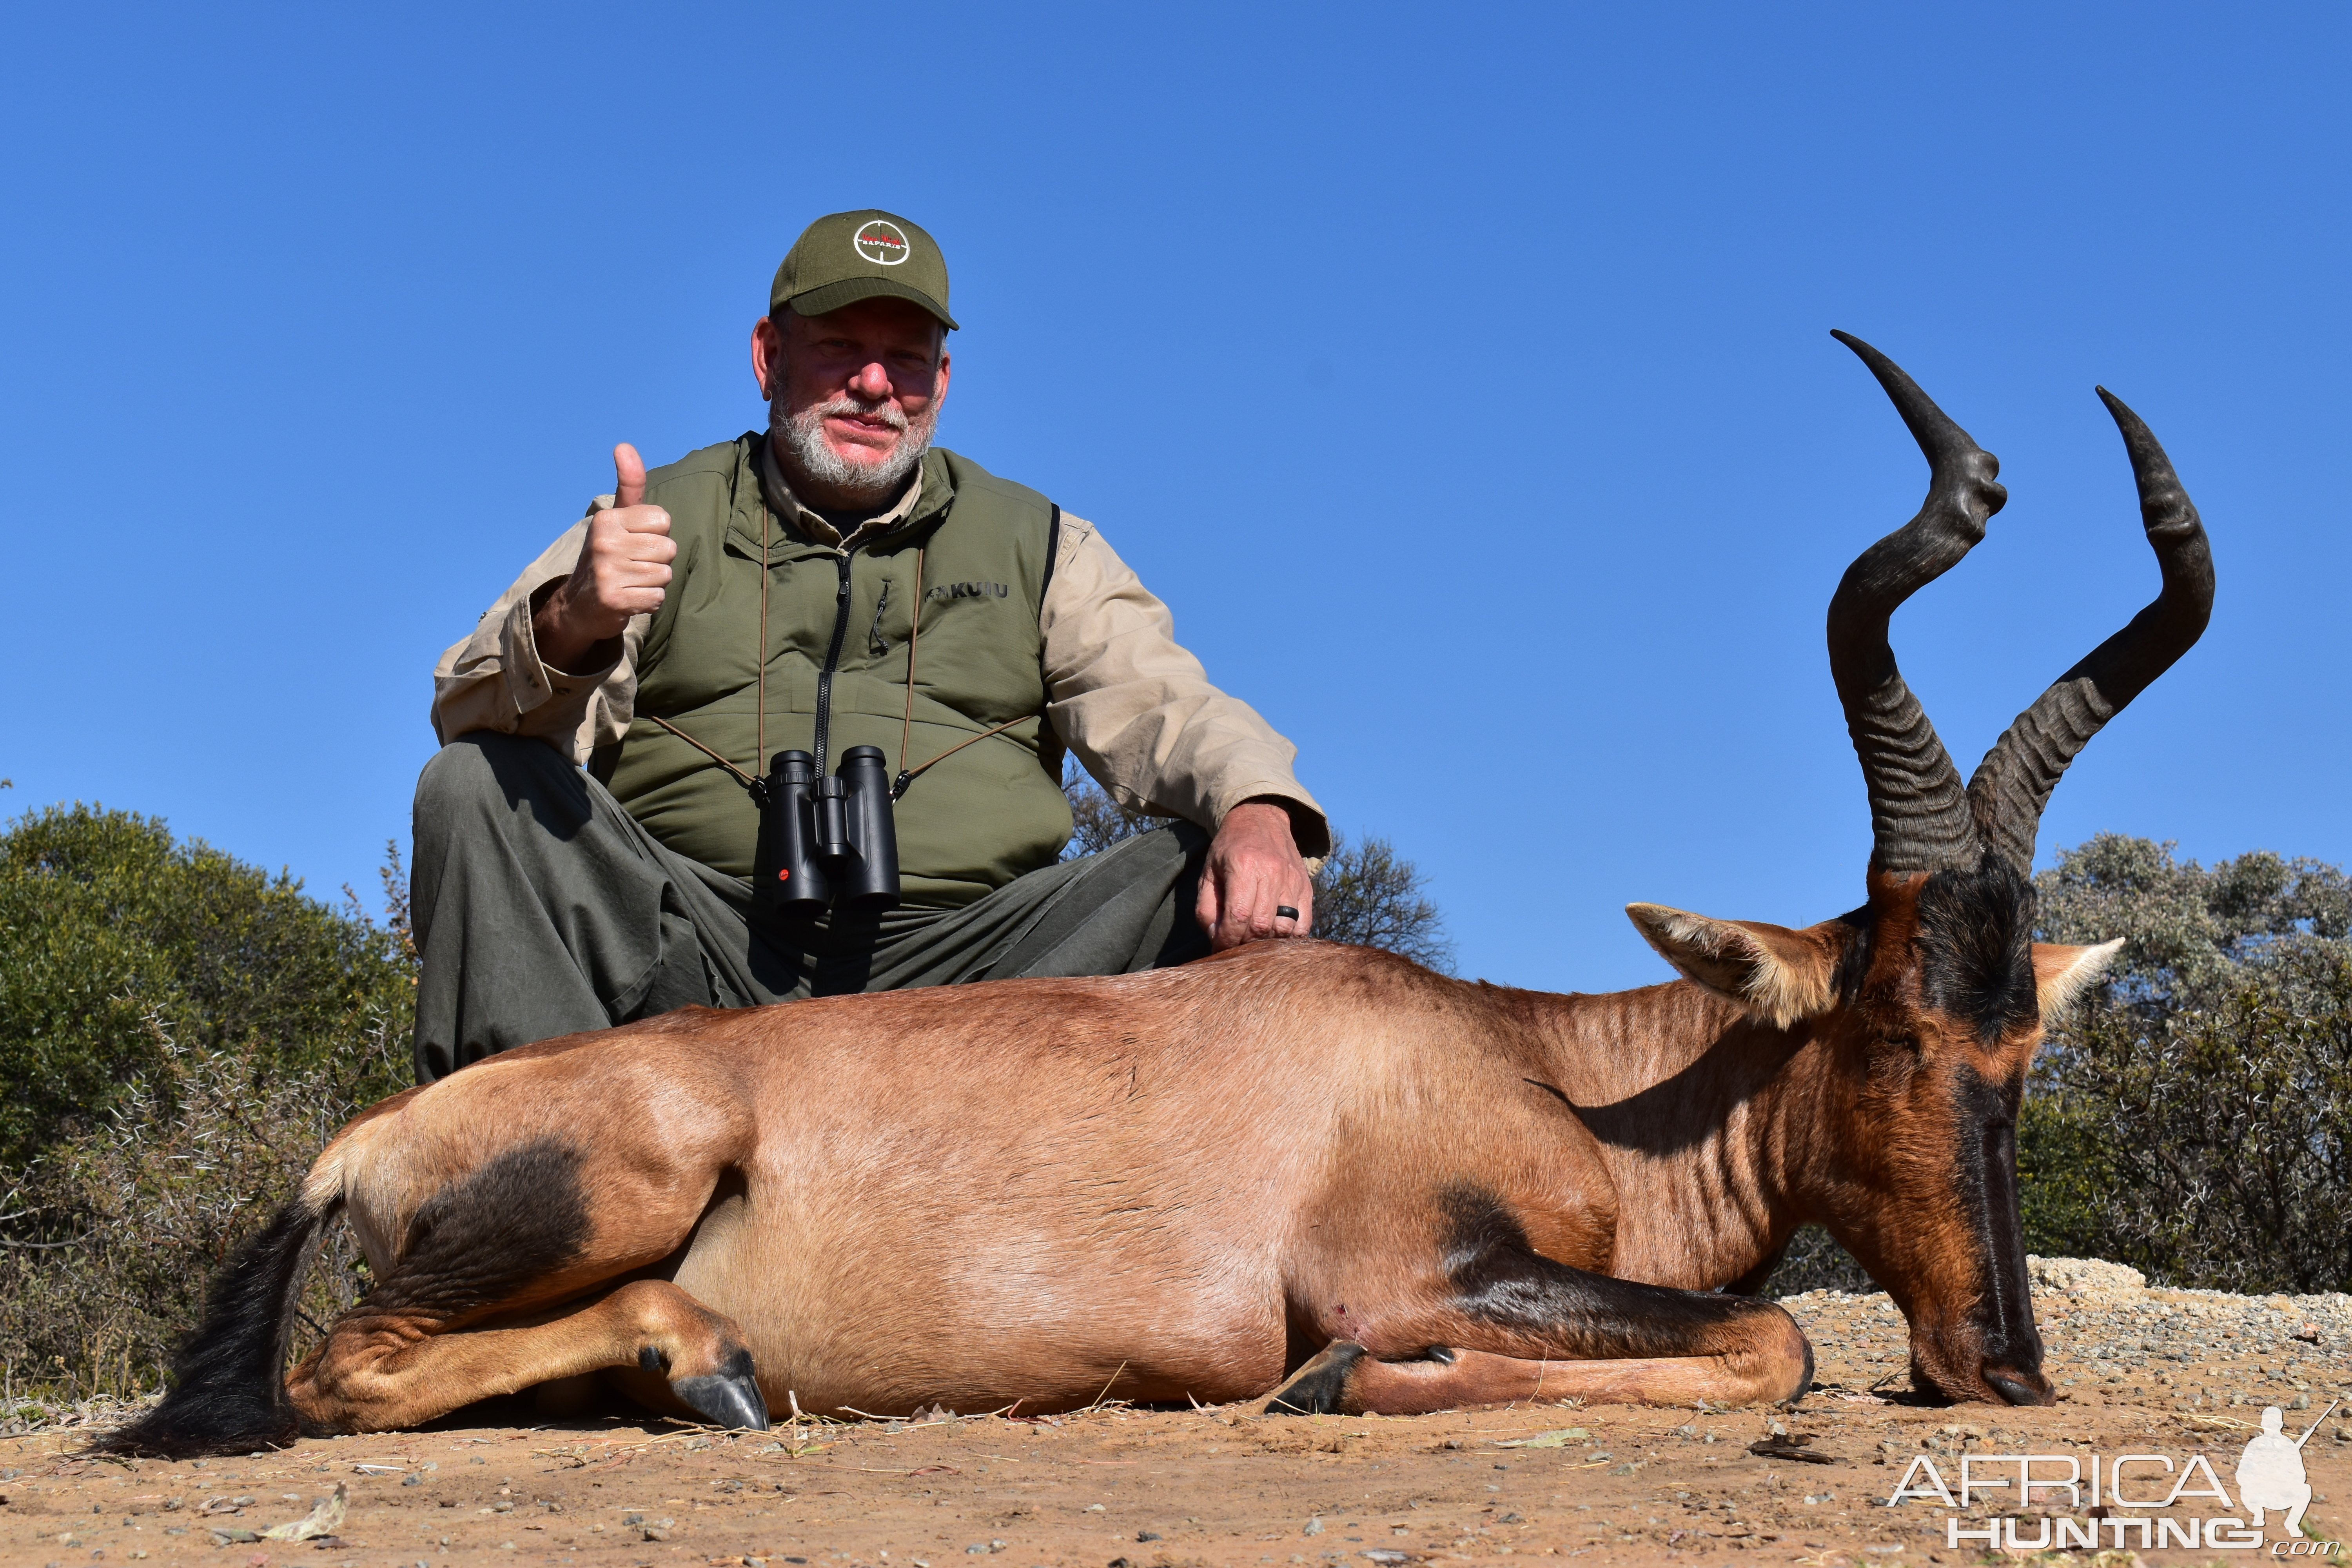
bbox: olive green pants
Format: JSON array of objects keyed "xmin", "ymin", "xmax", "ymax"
[{"xmin": 410, "ymin": 732, "xmax": 1209, "ymax": 1083}]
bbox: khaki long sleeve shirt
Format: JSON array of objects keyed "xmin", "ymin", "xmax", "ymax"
[{"xmin": 432, "ymin": 458, "xmax": 1328, "ymax": 857}]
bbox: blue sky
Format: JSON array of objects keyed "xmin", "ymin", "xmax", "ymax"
[{"xmin": 6, "ymin": 4, "xmax": 2345, "ymax": 993}]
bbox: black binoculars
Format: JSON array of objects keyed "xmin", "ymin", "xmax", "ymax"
[{"xmin": 753, "ymin": 746, "xmax": 901, "ymax": 917}]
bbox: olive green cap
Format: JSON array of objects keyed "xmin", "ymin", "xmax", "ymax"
[{"xmin": 768, "ymin": 209, "xmax": 957, "ymax": 330}]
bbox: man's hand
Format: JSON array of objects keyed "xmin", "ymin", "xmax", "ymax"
[
  {"xmin": 1197, "ymin": 799, "xmax": 1315, "ymax": 951},
  {"xmin": 532, "ymin": 444, "xmax": 676, "ymax": 673}
]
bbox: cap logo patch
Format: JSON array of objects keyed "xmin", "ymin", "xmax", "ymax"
[{"xmin": 853, "ymin": 219, "xmax": 911, "ymax": 266}]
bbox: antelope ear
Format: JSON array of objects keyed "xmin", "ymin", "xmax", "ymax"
[
  {"xmin": 1626, "ymin": 904, "xmax": 1844, "ymax": 1029},
  {"xmin": 2031, "ymin": 939, "xmax": 2123, "ymax": 1022}
]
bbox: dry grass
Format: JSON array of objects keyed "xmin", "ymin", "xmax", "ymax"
[{"xmin": 0, "ymin": 1005, "xmax": 397, "ymax": 1414}]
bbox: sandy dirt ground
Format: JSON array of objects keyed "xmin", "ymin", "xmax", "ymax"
[{"xmin": 3, "ymin": 1278, "xmax": 2347, "ymax": 1568}]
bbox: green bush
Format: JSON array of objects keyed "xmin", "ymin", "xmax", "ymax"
[
  {"xmin": 0, "ymin": 802, "xmax": 412, "ymax": 1405},
  {"xmin": 0, "ymin": 803, "xmax": 414, "ymax": 1171},
  {"xmin": 2020, "ymin": 835, "xmax": 2352, "ymax": 1294}
]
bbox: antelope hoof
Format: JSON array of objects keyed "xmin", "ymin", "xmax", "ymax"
[
  {"xmin": 673, "ymin": 1350, "xmax": 771, "ymax": 1431},
  {"xmin": 1264, "ymin": 1339, "xmax": 1367, "ymax": 1416}
]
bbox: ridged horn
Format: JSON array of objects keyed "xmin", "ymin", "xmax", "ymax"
[
  {"xmin": 1826, "ymin": 331, "xmax": 2010, "ymax": 875},
  {"xmin": 1965, "ymin": 388, "xmax": 2215, "ymax": 871}
]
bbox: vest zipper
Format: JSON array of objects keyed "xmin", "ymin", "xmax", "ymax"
[{"xmin": 811, "ymin": 544, "xmax": 861, "ymax": 775}]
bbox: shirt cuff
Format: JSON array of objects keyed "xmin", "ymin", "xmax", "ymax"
[
  {"xmin": 506, "ymin": 579, "xmax": 623, "ymax": 717},
  {"xmin": 1214, "ymin": 784, "xmax": 1331, "ymax": 858}
]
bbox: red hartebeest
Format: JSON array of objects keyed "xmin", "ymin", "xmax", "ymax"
[{"xmin": 107, "ymin": 334, "xmax": 2213, "ymax": 1456}]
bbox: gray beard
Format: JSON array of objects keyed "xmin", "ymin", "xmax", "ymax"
[{"xmin": 772, "ymin": 394, "xmax": 936, "ymax": 508}]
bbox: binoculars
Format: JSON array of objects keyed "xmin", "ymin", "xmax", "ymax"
[{"xmin": 753, "ymin": 746, "xmax": 901, "ymax": 917}]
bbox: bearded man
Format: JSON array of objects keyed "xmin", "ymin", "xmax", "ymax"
[{"xmin": 412, "ymin": 210, "xmax": 1326, "ymax": 1083}]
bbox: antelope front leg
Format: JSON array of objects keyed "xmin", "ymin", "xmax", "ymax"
[
  {"xmin": 1273, "ymin": 1198, "xmax": 1811, "ymax": 1415},
  {"xmin": 289, "ymin": 1278, "xmax": 768, "ymax": 1435},
  {"xmin": 1268, "ymin": 1335, "xmax": 1800, "ymax": 1416}
]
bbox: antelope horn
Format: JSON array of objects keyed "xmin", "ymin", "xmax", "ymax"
[
  {"xmin": 1826, "ymin": 331, "xmax": 2009, "ymax": 875},
  {"xmin": 1966, "ymin": 388, "xmax": 2214, "ymax": 871}
]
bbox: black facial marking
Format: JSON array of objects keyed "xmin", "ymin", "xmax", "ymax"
[
  {"xmin": 368, "ymin": 1139, "xmax": 593, "ymax": 1319},
  {"xmin": 1914, "ymin": 854, "xmax": 2038, "ymax": 1042},
  {"xmin": 1436, "ymin": 1185, "xmax": 1784, "ymax": 1359},
  {"xmin": 1940, "ymin": 1068, "xmax": 2046, "ymax": 1399}
]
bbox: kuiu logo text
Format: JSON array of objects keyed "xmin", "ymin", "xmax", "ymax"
[{"xmin": 928, "ymin": 581, "xmax": 1011, "ymax": 602}]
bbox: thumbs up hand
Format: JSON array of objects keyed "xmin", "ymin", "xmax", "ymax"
[{"xmin": 534, "ymin": 444, "xmax": 677, "ymax": 672}]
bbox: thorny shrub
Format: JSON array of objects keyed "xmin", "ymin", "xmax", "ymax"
[
  {"xmin": 0, "ymin": 802, "xmax": 418, "ymax": 1170},
  {"xmin": 0, "ymin": 804, "xmax": 413, "ymax": 1412},
  {"xmin": 2020, "ymin": 836, "xmax": 2352, "ymax": 1294},
  {"xmin": 0, "ymin": 1006, "xmax": 401, "ymax": 1414}
]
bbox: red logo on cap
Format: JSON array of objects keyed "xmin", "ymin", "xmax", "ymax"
[{"xmin": 854, "ymin": 219, "xmax": 911, "ymax": 266}]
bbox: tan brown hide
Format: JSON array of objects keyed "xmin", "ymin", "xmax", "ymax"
[{"xmin": 285, "ymin": 945, "xmax": 1808, "ymax": 1435}]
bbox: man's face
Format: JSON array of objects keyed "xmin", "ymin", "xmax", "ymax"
[{"xmin": 755, "ymin": 298, "xmax": 949, "ymax": 504}]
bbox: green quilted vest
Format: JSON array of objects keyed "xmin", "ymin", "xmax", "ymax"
[{"xmin": 596, "ymin": 436, "xmax": 1072, "ymax": 909}]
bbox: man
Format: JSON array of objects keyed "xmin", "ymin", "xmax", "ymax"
[{"xmin": 415, "ymin": 209, "xmax": 1326, "ymax": 1082}]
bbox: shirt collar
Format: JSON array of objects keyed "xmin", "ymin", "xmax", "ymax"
[{"xmin": 757, "ymin": 434, "xmax": 926, "ymax": 549}]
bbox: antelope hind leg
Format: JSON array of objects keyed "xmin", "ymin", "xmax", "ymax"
[
  {"xmin": 298, "ymin": 1123, "xmax": 768, "ymax": 1435},
  {"xmin": 290, "ymin": 1278, "xmax": 768, "ymax": 1434}
]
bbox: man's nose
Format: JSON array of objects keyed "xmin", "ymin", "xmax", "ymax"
[{"xmin": 848, "ymin": 361, "xmax": 893, "ymax": 402}]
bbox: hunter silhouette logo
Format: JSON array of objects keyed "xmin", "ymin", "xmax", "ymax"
[
  {"xmin": 854, "ymin": 219, "xmax": 911, "ymax": 265},
  {"xmin": 2237, "ymin": 1401, "xmax": 2333, "ymax": 1536},
  {"xmin": 1884, "ymin": 1401, "xmax": 2343, "ymax": 1554}
]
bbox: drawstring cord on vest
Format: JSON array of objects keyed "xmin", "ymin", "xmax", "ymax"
[
  {"xmin": 644, "ymin": 711, "xmax": 766, "ymax": 799},
  {"xmin": 641, "ymin": 522, "xmax": 1030, "ymax": 808},
  {"xmin": 643, "ymin": 497, "xmax": 777, "ymax": 806}
]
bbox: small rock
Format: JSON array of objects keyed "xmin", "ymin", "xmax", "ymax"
[
  {"xmin": 1305, "ymin": 1517, "xmax": 1325, "ymax": 1536},
  {"xmin": 1136, "ymin": 1532, "xmax": 1161, "ymax": 1542}
]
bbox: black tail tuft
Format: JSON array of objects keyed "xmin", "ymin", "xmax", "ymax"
[{"xmin": 96, "ymin": 1196, "xmax": 328, "ymax": 1458}]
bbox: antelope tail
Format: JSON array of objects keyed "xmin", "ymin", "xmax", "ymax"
[{"xmin": 96, "ymin": 1191, "xmax": 337, "ymax": 1457}]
